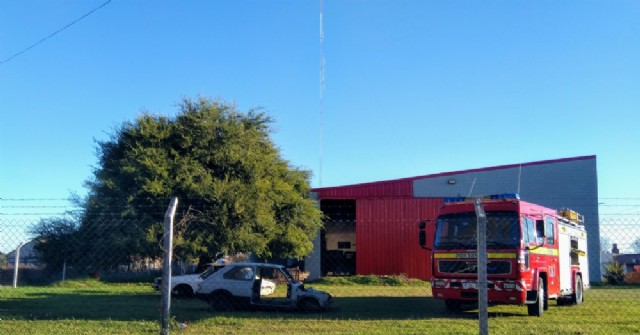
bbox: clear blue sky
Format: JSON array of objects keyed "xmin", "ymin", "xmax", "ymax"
[{"xmin": 1, "ymin": 1, "xmax": 639, "ymax": 222}]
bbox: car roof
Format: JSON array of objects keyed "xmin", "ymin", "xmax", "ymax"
[{"xmin": 227, "ymin": 262, "xmax": 284, "ymax": 268}]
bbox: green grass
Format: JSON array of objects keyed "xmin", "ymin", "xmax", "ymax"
[{"xmin": 1, "ymin": 278, "xmax": 639, "ymax": 335}]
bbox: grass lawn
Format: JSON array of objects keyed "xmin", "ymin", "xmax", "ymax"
[{"xmin": 1, "ymin": 278, "xmax": 639, "ymax": 335}]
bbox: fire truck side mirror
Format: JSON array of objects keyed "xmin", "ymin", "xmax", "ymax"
[
  {"xmin": 418, "ymin": 221, "xmax": 427, "ymax": 248},
  {"xmin": 418, "ymin": 220, "xmax": 432, "ymax": 250}
]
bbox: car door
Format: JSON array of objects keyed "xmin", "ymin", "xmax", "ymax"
[
  {"xmin": 543, "ymin": 216, "xmax": 560, "ymax": 296},
  {"xmin": 221, "ymin": 265, "xmax": 255, "ymax": 297}
]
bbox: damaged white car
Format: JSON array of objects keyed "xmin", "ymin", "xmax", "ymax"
[
  {"xmin": 153, "ymin": 264, "xmax": 275, "ymax": 298},
  {"xmin": 196, "ymin": 262, "xmax": 332, "ymax": 312}
]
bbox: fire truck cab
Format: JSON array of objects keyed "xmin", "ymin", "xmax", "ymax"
[{"xmin": 419, "ymin": 194, "xmax": 588, "ymax": 316}]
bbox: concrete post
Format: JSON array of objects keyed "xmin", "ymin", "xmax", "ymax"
[
  {"xmin": 13, "ymin": 243, "xmax": 24, "ymax": 288},
  {"xmin": 161, "ymin": 197, "xmax": 178, "ymax": 335},
  {"xmin": 474, "ymin": 198, "xmax": 488, "ymax": 335}
]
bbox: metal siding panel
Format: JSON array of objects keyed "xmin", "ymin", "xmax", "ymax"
[
  {"xmin": 315, "ymin": 155, "xmax": 599, "ymax": 281},
  {"xmin": 356, "ymin": 198, "xmax": 441, "ymax": 280},
  {"xmin": 410, "ymin": 156, "xmax": 600, "ymax": 281},
  {"xmin": 317, "ymin": 155, "xmax": 595, "ymax": 199},
  {"xmin": 313, "ymin": 180, "xmax": 413, "ymax": 199}
]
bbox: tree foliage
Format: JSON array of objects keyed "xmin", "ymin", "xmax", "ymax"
[
  {"xmin": 0, "ymin": 253, "xmax": 7, "ymax": 268},
  {"xmin": 633, "ymin": 238, "xmax": 640, "ymax": 254},
  {"xmin": 603, "ymin": 258, "xmax": 625, "ymax": 285},
  {"xmin": 34, "ymin": 97, "xmax": 323, "ymax": 270},
  {"xmin": 30, "ymin": 218, "xmax": 78, "ymax": 271}
]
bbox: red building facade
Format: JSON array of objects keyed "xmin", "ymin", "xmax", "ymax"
[{"xmin": 310, "ymin": 156, "xmax": 599, "ymax": 281}]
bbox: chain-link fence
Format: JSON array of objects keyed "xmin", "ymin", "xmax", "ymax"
[{"xmin": 1, "ymin": 202, "xmax": 639, "ymax": 335}]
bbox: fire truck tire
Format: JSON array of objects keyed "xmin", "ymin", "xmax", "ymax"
[
  {"xmin": 527, "ymin": 278, "xmax": 545, "ymax": 317},
  {"xmin": 572, "ymin": 275, "xmax": 583, "ymax": 305},
  {"xmin": 444, "ymin": 299, "xmax": 463, "ymax": 312}
]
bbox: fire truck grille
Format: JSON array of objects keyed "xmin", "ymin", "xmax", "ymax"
[{"xmin": 438, "ymin": 260, "xmax": 511, "ymax": 275}]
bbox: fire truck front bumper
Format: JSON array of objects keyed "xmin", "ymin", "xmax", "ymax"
[{"xmin": 431, "ymin": 279, "xmax": 527, "ymax": 305}]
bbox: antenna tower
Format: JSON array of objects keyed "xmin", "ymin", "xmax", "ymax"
[{"xmin": 319, "ymin": 0, "xmax": 325, "ymax": 187}]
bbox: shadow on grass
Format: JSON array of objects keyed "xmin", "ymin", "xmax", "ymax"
[
  {"xmin": 168, "ymin": 295, "xmax": 491, "ymax": 322},
  {"xmin": 2, "ymin": 292, "xmax": 491, "ymax": 322},
  {"xmin": 2, "ymin": 291, "xmax": 163, "ymax": 321}
]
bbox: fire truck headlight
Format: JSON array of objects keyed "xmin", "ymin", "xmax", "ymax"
[
  {"xmin": 433, "ymin": 280, "xmax": 446, "ymax": 288},
  {"xmin": 503, "ymin": 282, "xmax": 516, "ymax": 291}
]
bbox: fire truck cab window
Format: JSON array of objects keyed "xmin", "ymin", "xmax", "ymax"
[
  {"xmin": 535, "ymin": 219, "xmax": 545, "ymax": 244},
  {"xmin": 545, "ymin": 216, "xmax": 555, "ymax": 245},
  {"xmin": 523, "ymin": 217, "xmax": 536, "ymax": 245},
  {"xmin": 435, "ymin": 212, "xmax": 519, "ymax": 249}
]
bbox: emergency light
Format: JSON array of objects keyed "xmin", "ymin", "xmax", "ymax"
[{"xmin": 442, "ymin": 193, "xmax": 520, "ymax": 204}]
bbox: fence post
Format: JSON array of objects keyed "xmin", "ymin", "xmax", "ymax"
[
  {"xmin": 161, "ymin": 197, "xmax": 178, "ymax": 335},
  {"xmin": 474, "ymin": 198, "xmax": 488, "ymax": 335},
  {"xmin": 62, "ymin": 260, "xmax": 67, "ymax": 281},
  {"xmin": 13, "ymin": 242, "xmax": 24, "ymax": 288}
]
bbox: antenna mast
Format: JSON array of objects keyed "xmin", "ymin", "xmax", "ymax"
[
  {"xmin": 318, "ymin": 0, "xmax": 325, "ymax": 187},
  {"xmin": 467, "ymin": 178, "xmax": 477, "ymax": 197},
  {"xmin": 517, "ymin": 163, "xmax": 522, "ymax": 194}
]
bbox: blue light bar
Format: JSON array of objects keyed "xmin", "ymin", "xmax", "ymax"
[
  {"xmin": 490, "ymin": 193, "xmax": 520, "ymax": 200},
  {"xmin": 443, "ymin": 197, "xmax": 467, "ymax": 203},
  {"xmin": 443, "ymin": 193, "xmax": 520, "ymax": 204}
]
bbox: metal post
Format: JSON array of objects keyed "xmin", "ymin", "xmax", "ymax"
[
  {"xmin": 13, "ymin": 243, "xmax": 24, "ymax": 288},
  {"xmin": 161, "ymin": 197, "xmax": 178, "ymax": 335},
  {"xmin": 474, "ymin": 198, "xmax": 489, "ymax": 335}
]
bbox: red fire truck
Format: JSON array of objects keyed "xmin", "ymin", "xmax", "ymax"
[{"xmin": 418, "ymin": 194, "xmax": 589, "ymax": 316}]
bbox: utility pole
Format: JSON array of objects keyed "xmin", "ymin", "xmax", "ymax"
[
  {"xmin": 474, "ymin": 198, "xmax": 489, "ymax": 335},
  {"xmin": 160, "ymin": 197, "xmax": 178, "ymax": 335}
]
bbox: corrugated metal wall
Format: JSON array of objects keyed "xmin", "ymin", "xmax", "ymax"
[
  {"xmin": 313, "ymin": 179, "xmax": 413, "ymax": 199},
  {"xmin": 312, "ymin": 155, "xmax": 598, "ymax": 281},
  {"xmin": 356, "ymin": 198, "xmax": 441, "ymax": 280}
]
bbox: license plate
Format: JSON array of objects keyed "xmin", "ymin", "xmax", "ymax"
[{"xmin": 462, "ymin": 282, "xmax": 478, "ymax": 289}]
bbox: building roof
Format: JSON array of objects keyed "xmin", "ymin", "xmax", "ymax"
[
  {"xmin": 312, "ymin": 155, "xmax": 596, "ymax": 199},
  {"xmin": 615, "ymin": 254, "xmax": 640, "ymax": 265}
]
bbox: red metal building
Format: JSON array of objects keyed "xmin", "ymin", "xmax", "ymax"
[
  {"xmin": 312, "ymin": 182, "xmax": 441, "ymax": 280},
  {"xmin": 309, "ymin": 155, "xmax": 599, "ymax": 281}
]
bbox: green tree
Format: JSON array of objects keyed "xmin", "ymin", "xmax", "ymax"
[
  {"xmin": 632, "ymin": 238, "xmax": 640, "ymax": 253},
  {"xmin": 603, "ymin": 258, "xmax": 625, "ymax": 285},
  {"xmin": 30, "ymin": 218, "xmax": 78, "ymax": 272},
  {"xmin": 77, "ymin": 97, "xmax": 323, "ymax": 267},
  {"xmin": 0, "ymin": 252, "xmax": 7, "ymax": 268}
]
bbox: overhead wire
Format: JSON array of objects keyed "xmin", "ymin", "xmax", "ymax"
[{"xmin": 0, "ymin": 0, "xmax": 112, "ymax": 65}]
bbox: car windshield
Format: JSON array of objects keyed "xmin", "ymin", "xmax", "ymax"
[
  {"xmin": 434, "ymin": 211, "xmax": 519, "ymax": 249},
  {"xmin": 279, "ymin": 267, "xmax": 296, "ymax": 282},
  {"xmin": 200, "ymin": 266, "xmax": 218, "ymax": 279}
]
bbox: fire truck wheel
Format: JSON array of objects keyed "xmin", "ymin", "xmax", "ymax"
[
  {"xmin": 527, "ymin": 278, "xmax": 545, "ymax": 317},
  {"xmin": 444, "ymin": 299, "xmax": 463, "ymax": 312},
  {"xmin": 572, "ymin": 275, "xmax": 583, "ymax": 305}
]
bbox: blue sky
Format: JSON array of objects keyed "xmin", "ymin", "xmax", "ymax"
[{"xmin": 1, "ymin": 1, "xmax": 639, "ymax": 225}]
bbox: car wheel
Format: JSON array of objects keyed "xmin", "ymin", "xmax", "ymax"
[
  {"xmin": 298, "ymin": 298, "xmax": 322, "ymax": 312},
  {"xmin": 173, "ymin": 284, "xmax": 194, "ymax": 298},
  {"xmin": 210, "ymin": 291, "xmax": 234, "ymax": 311}
]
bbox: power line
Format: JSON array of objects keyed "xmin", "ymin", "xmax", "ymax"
[
  {"xmin": 0, "ymin": 0, "xmax": 112, "ymax": 65},
  {"xmin": 0, "ymin": 206, "xmax": 78, "ymax": 209},
  {"xmin": 0, "ymin": 198, "xmax": 71, "ymax": 201}
]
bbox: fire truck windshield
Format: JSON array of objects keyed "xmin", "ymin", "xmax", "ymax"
[{"xmin": 434, "ymin": 211, "xmax": 519, "ymax": 250}]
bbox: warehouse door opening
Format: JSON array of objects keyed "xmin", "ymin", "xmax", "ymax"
[{"xmin": 320, "ymin": 199, "xmax": 356, "ymax": 276}]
